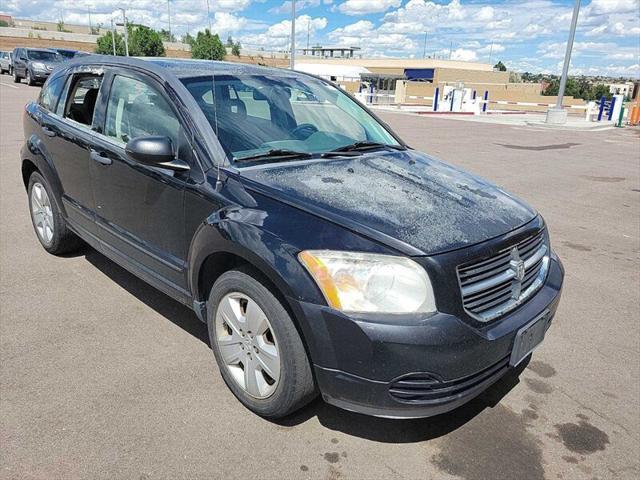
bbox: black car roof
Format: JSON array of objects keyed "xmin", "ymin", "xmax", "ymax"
[{"xmin": 61, "ymin": 55, "xmax": 304, "ymax": 80}]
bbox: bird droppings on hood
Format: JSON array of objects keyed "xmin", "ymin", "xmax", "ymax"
[{"xmin": 244, "ymin": 151, "xmax": 536, "ymax": 254}]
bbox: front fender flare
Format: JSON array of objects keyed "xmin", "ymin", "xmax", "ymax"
[{"xmin": 187, "ymin": 209, "xmax": 324, "ymax": 307}]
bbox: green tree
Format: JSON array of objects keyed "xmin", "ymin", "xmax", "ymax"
[
  {"xmin": 183, "ymin": 32, "xmax": 195, "ymax": 46},
  {"xmin": 94, "ymin": 25, "xmax": 166, "ymax": 57},
  {"xmin": 190, "ymin": 29, "xmax": 226, "ymax": 60},
  {"xmin": 95, "ymin": 30, "xmax": 126, "ymax": 55},
  {"xmin": 129, "ymin": 25, "xmax": 166, "ymax": 56},
  {"xmin": 590, "ymin": 84, "xmax": 611, "ymax": 101},
  {"xmin": 159, "ymin": 29, "xmax": 176, "ymax": 42},
  {"xmin": 226, "ymin": 35, "xmax": 234, "ymax": 47},
  {"xmin": 231, "ymin": 41, "xmax": 241, "ymax": 57},
  {"xmin": 0, "ymin": 20, "xmax": 9, "ymax": 27},
  {"xmin": 494, "ymin": 60, "xmax": 507, "ymax": 72}
]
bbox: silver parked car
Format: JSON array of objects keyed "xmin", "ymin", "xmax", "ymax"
[{"xmin": 0, "ymin": 51, "xmax": 12, "ymax": 75}]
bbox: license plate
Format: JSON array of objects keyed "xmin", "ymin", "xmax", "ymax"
[{"xmin": 510, "ymin": 310, "xmax": 552, "ymax": 367}]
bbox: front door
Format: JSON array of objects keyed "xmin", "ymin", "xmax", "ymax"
[{"xmin": 90, "ymin": 71, "xmax": 194, "ymax": 297}]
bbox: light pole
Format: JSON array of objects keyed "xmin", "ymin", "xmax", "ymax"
[
  {"xmin": 120, "ymin": 8, "xmax": 129, "ymax": 57},
  {"xmin": 110, "ymin": 18, "xmax": 116, "ymax": 55},
  {"xmin": 167, "ymin": 0, "xmax": 172, "ymax": 41},
  {"xmin": 290, "ymin": 0, "xmax": 296, "ymax": 70},
  {"xmin": 546, "ymin": 0, "xmax": 581, "ymax": 124},
  {"xmin": 423, "ymin": 32, "xmax": 427, "ymax": 58}
]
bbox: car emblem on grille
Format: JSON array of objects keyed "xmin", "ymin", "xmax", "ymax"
[{"xmin": 509, "ymin": 247, "xmax": 526, "ymax": 299}]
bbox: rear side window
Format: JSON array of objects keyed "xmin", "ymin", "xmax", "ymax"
[
  {"xmin": 104, "ymin": 75, "xmax": 180, "ymax": 144},
  {"xmin": 38, "ymin": 75, "xmax": 67, "ymax": 112},
  {"xmin": 63, "ymin": 74, "xmax": 103, "ymax": 127}
]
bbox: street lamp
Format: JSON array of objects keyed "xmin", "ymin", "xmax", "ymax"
[
  {"xmin": 290, "ymin": 0, "xmax": 296, "ymax": 70},
  {"xmin": 120, "ymin": 8, "xmax": 129, "ymax": 57},
  {"xmin": 546, "ymin": 0, "xmax": 581, "ymax": 125}
]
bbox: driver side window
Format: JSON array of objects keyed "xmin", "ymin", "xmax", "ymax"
[{"xmin": 105, "ymin": 75, "xmax": 180, "ymax": 145}]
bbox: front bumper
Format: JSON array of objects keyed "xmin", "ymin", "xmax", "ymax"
[
  {"xmin": 291, "ymin": 252, "xmax": 564, "ymax": 418},
  {"xmin": 30, "ymin": 70, "xmax": 51, "ymax": 81}
]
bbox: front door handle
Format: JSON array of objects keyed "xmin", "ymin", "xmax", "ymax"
[
  {"xmin": 90, "ymin": 150, "xmax": 112, "ymax": 166},
  {"xmin": 42, "ymin": 126, "xmax": 56, "ymax": 137}
]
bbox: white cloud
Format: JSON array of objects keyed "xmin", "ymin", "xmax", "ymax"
[
  {"xmin": 449, "ymin": 48, "xmax": 478, "ymax": 62},
  {"xmin": 588, "ymin": 0, "xmax": 640, "ymax": 15},
  {"xmin": 242, "ymin": 14, "xmax": 327, "ymax": 50},
  {"xmin": 337, "ymin": 0, "xmax": 401, "ymax": 16},
  {"xmin": 475, "ymin": 6, "xmax": 494, "ymax": 22}
]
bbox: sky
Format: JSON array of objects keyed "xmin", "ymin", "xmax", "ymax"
[{"xmin": 2, "ymin": 0, "xmax": 639, "ymax": 77}]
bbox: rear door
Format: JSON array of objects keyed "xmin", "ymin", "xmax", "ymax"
[
  {"xmin": 40, "ymin": 71, "xmax": 104, "ymax": 235},
  {"xmin": 88, "ymin": 69, "xmax": 195, "ymax": 297}
]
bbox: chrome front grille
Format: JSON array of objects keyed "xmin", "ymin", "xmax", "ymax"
[{"xmin": 457, "ymin": 231, "xmax": 549, "ymax": 322}]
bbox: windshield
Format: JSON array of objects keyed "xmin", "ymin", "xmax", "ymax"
[
  {"xmin": 56, "ymin": 50, "xmax": 76, "ymax": 59},
  {"xmin": 181, "ymin": 73, "xmax": 401, "ymax": 163},
  {"xmin": 27, "ymin": 50, "xmax": 60, "ymax": 61}
]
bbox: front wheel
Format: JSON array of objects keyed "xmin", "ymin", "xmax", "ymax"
[
  {"xmin": 13, "ymin": 69, "xmax": 20, "ymax": 83},
  {"xmin": 25, "ymin": 70, "xmax": 34, "ymax": 86},
  {"xmin": 207, "ymin": 268, "xmax": 316, "ymax": 418}
]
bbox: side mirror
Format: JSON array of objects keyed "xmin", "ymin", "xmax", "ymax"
[{"xmin": 125, "ymin": 136, "xmax": 189, "ymax": 172}]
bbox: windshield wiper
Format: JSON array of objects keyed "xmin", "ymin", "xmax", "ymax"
[
  {"xmin": 327, "ymin": 141, "xmax": 405, "ymax": 154},
  {"xmin": 233, "ymin": 149, "xmax": 313, "ymax": 164}
]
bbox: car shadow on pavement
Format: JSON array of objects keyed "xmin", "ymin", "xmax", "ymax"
[
  {"xmin": 83, "ymin": 247, "xmax": 210, "ymax": 346},
  {"xmin": 80, "ymin": 245, "xmax": 526, "ymax": 443}
]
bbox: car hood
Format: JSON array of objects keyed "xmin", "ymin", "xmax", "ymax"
[
  {"xmin": 31, "ymin": 60, "xmax": 60, "ymax": 69},
  {"xmin": 239, "ymin": 150, "xmax": 537, "ymax": 255}
]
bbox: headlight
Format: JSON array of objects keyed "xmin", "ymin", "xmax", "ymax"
[
  {"xmin": 298, "ymin": 250, "xmax": 436, "ymax": 314},
  {"xmin": 32, "ymin": 62, "xmax": 46, "ymax": 70}
]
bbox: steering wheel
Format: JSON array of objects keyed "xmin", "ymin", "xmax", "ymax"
[{"xmin": 290, "ymin": 123, "xmax": 318, "ymax": 140}]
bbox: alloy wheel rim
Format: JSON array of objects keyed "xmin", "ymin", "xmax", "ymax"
[
  {"xmin": 215, "ymin": 292, "xmax": 281, "ymax": 399},
  {"xmin": 30, "ymin": 182, "xmax": 54, "ymax": 246}
]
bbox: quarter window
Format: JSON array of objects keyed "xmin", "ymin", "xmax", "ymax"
[
  {"xmin": 38, "ymin": 75, "xmax": 66, "ymax": 112},
  {"xmin": 104, "ymin": 75, "xmax": 180, "ymax": 145}
]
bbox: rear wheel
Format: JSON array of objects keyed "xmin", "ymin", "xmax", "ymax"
[
  {"xmin": 207, "ymin": 268, "xmax": 316, "ymax": 418},
  {"xmin": 25, "ymin": 70, "xmax": 34, "ymax": 86},
  {"xmin": 28, "ymin": 172, "xmax": 82, "ymax": 255}
]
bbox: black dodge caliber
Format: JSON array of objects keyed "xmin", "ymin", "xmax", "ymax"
[{"xmin": 21, "ymin": 57, "xmax": 564, "ymax": 419}]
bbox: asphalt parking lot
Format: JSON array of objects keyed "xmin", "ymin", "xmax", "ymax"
[{"xmin": 1, "ymin": 77, "xmax": 639, "ymax": 480}]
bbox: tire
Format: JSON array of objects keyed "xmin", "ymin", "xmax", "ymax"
[
  {"xmin": 27, "ymin": 172, "xmax": 83, "ymax": 255},
  {"xmin": 13, "ymin": 69, "xmax": 20, "ymax": 83},
  {"xmin": 0, "ymin": 68, "xmax": 5, "ymax": 75},
  {"xmin": 26, "ymin": 70, "xmax": 34, "ymax": 86},
  {"xmin": 207, "ymin": 268, "xmax": 316, "ymax": 418}
]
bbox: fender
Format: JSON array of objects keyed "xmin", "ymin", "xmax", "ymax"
[{"xmin": 187, "ymin": 205, "xmax": 324, "ymax": 307}]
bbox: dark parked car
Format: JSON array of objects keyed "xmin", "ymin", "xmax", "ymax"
[
  {"xmin": 12, "ymin": 47, "xmax": 62, "ymax": 85},
  {"xmin": 21, "ymin": 56, "xmax": 564, "ymax": 419},
  {"xmin": 51, "ymin": 48, "xmax": 90, "ymax": 60}
]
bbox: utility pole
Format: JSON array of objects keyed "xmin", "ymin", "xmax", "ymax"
[
  {"xmin": 206, "ymin": 0, "xmax": 212, "ymax": 32},
  {"xmin": 110, "ymin": 18, "xmax": 116, "ymax": 55},
  {"xmin": 167, "ymin": 0, "xmax": 172, "ymax": 41},
  {"xmin": 448, "ymin": 40, "xmax": 453, "ymax": 60},
  {"xmin": 488, "ymin": 42, "xmax": 493, "ymax": 64},
  {"xmin": 546, "ymin": 0, "xmax": 581, "ymax": 124},
  {"xmin": 120, "ymin": 8, "xmax": 129, "ymax": 57},
  {"xmin": 88, "ymin": 6, "xmax": 92, "ymax": 34},
  {"xmin": 423, "ymin": 32, "xmax": 427, "ymax": 58},
  {"xmin": 307, "ymin": 19, "xmax": 310, "ymax": 51},
  {"xmin": 290, "ymin": 0, "xmax": 296, "ymax": 70}
]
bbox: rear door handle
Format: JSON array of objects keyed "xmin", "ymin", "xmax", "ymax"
[
  {"xmin": 90, "ymin": 150, "xmax": 112, "ymax": 166},
  {"xmin": 42, "ymin": 126, "xmax": 56, "ymax": 137}
]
